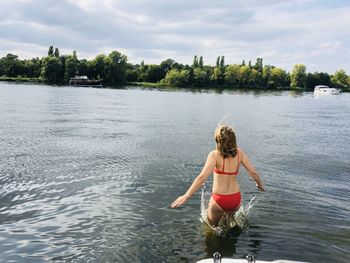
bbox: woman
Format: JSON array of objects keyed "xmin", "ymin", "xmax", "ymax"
[{"xmin": 171, "ymin": 125, "xmax": 265, "ymax": 226}]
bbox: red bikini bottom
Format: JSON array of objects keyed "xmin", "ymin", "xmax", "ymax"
[{"xmin": 212, "ymin": 192, "xmax": 241, "ymax": 212}]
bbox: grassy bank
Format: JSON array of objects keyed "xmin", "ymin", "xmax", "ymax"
[
  {"xmin": 126, "ymin": 81, "xmax": 168, "ymax": 88},
  {"xmin": 127, "ymin": 81, "xmax": 297, "ymax": 91},
  {"xmin": 0, "ymin": 76, "xmax": 42, "ymax": 83}
]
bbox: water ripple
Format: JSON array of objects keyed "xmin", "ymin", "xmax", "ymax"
[{"xmin": 0, "ymin": 84, "xmax": 349, "ymax": 262}]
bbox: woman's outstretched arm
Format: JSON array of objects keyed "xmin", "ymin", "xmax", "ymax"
[
  {"xmin": 171, "ymin": 151, "xmax": 216, "ymax": 208},
  {"xmin": 240, "ymin": 149, "xmax": 265, "ymax": 191}
]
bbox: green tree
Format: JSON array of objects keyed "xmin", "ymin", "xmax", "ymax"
[
  {"xmin": 59, "ymin": 55, "xmax": 68, "ymax": 82},
  {"xmin": 316, "ymin": 72, "xmax": 331, "ymax": 86},
  {"xmin": 290, "ymin": 64, "xmax": 306, "ymax": 89},
  {"xmin": 216, "ymin": 56, "xmax": 220, "ymax": 68},
  {"xmin": 48, "ymin": 46, "xmax": 54, "ymax": 56},
  {"xmin": 238, "ymin": 65, "xmax": 251, "ymax": 87},
  {"xmin": 199, "ymin": 56, "xmax": 203, "ymax": 68},
  {"xmin": 193, "ymin": 67, "xmax": 208, "ymax": 86},
  {"xmin": 160, "ymin": 59, "xmax": 176, "ymax": 73},
  {"xmin": 41, "ymin": 56, "xmax": 63, "ymax": 83},
  {"xmin": 224, "ymin": 64, "xmax": 240, "ymax": 86},
  {"xmin": 0, "ymin": 58, "xmax": 4, "ymax": 76},
  {"xmin": 22, "ymin": 58, "xmax": 41, "ymax": 78},
  {"xmin": 192, "ymin": 55, "xmax": 199, "ymax": 68},
  {"xmin": 77, "ymin": 59, "xmax": 89, "ymax": 76},
  {"xmin": 90, "ymin": 54, "xmax": 107, "ymax": 80},
  {"xmin": 137, "ymin": 63, "xmax": 148, "ymax": 82},
  {"xmin": 262, "ymin": 65, "xmax": 274, "ymax": 87},
  {"xmin": 0, "ymin": 54, "xmax": 22, "ymax": 77},
  {"xmin": 248, "ymin": 60, "xmax": 252, "ymax": 69},
  {"xmin": 144, "ymin": 64, "xmax": 164, "ymax": 82},
  {"xmin": 54, "ymin": 48, "xmax": 60, "ymax": 58},
  {"xmin": 104, "ymin": 51, "xmax": 128, "ymax": 84},
  {"xmin": 269, "ymin": 67, "xmax": 288, "ymax": 88},
  {"xmin": 331, "ymin": 69, "xmax": 348, "ymax": 89},
  {"xmin": 219, "ymin": 56, "xmax": 225, "ymax": 69},
  {"xmin": 212, "ymin": 56, "xmax": 225, "ymax": 84},
  {"xmin": 304, "ymin": 72, "xmax": 331, "ymax": 90},
  {"xmin": 248, "ymin": 68, "xmax": 259, "ymax": 87},
  {"xmin": 163, "ymin": 69, "xmax": 190, "ymax": 87},
  {"xmin": 254, "ymin": 58, "xmax": 263, "ymax": 73},
  {"xmin": 211, "ymin": 67, "xmax": 223, "ymax": 84},
  {"xmin": 64, "ymin": 55, "xmax": 79, "ymax": 82},
  {"xmin": 125, "ymin": 69, "xmax": 139, "ymax": 82}
]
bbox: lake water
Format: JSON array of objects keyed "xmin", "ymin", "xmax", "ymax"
[{"xmin": 0, "ymin": 83, "xmax": 349, "ymax": 263}]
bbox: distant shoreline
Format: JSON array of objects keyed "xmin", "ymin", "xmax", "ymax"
[
  {"xmin": 1, "ymin": 47, "xmax": 349, "ymax": 92},
  {"xmin": 0, "ymin": 78, "xmax": 294, "ymax": 90},
  {"xmin": 126, "ymin": 81, "xmax": 300, "ymax": 91},
  {"xmin": 0, "ymin": 79, "xmax": 331, "ymax": 93}
]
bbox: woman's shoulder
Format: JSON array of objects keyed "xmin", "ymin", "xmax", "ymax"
[
  {"xmin": 237, "ymin": 147, "xmax": 247, "ymax": 161},
  {"xmin": 209, "ymin": 149, "xmax": 219, "ymax": 155},
  {"xmin": 209, "ymin": 149, "xmax": 220, "ymax": 158}
]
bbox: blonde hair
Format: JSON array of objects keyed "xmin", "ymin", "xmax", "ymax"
[{"xmin": 214, "ymin": 126, "xmax": 237, "ymax": 158}]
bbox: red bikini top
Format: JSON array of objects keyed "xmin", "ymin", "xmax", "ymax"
[{"xmin": 214, "ymin": 151, "xmax": 240, "ymax": 176}]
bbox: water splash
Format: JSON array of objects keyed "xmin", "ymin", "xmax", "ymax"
[
  {"xmin": 217, "ymin": 113, "xmax": 231, "ymax": 126},
  {"xmin": 199, "ymin": 188, "xmax": 262, "ymax": 237}
]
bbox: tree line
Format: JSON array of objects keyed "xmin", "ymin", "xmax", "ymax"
[{"xmin": 0, "ymin": 46, "xmax": 349, "ymax": 91}]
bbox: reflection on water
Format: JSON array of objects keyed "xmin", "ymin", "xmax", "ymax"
[
  {"xmin": 0, "ymin": 83, "xmax": 349, "ymax": 262},
  {"xmin": 204, "ymin": 231, "xmax": 239, "ymax": 258}
]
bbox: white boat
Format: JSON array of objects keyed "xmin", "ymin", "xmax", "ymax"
[
  {"xmin": 197, "ymin": 259, "xmax": 308, "ymax": 263},
  {"xmin": 196, "ymin": 253, "xmax": 309, "ymax": 263},
  {"xmin": 313, "ymin": 85, "xmax": 340, "ymax": 95}
]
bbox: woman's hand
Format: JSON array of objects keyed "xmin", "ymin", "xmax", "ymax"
[
  {"xmin": 256, "ymin": 183, "xmax": 265, "ymax": 192},
  {"xmin": 171, "ymin": 151, "xmax": 215, "ymax": 209},
  {"xmin": 171, "ymin": 195, "xmax": 189, "ymax": 208}
]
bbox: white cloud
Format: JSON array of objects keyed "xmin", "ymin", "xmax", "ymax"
[
  {"xmin": 0, "ymin": 0, "xmax": 349, "ymax": 73},
  {"xmin": 310, "ymin": 41, "xmax": 343, "ymax": 56},
  {"xmin": 0, "ymin": 39, "xmax": 47, "ymax": 58}
]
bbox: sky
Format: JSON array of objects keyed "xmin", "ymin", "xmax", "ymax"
[{"xmin": 0, "ymin": 0, "xmax": 349, "ymax": 73}]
